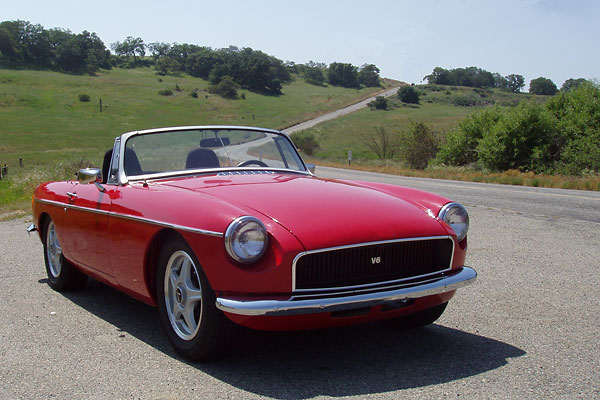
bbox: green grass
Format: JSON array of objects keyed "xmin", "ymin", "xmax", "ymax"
[{"xmin": 0, "ymin": 67, "xmax": 393, "ymax": 214}]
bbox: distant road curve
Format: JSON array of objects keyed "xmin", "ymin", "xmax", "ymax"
[{"xmin": 282, "ymin": 87, "xmax": 400, "ymax": 135}]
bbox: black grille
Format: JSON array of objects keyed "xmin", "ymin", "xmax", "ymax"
[{"xmin": 295, "ymin": 238, "xmax": 453, "ymax": 290}]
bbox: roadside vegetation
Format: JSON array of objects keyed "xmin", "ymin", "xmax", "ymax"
[{"xmin": 296, "ymin": 80, "xmax": 600, "ymax": 191}]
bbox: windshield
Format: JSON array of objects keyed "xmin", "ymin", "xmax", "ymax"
[{"xmin": 123, "ymin": 128, "xmax": 306, "ymax": 178}]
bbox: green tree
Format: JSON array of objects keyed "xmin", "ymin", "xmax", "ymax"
[
  {"xmin": 111, "ymin": 36, "xmax": 145, "ymax": 60},
  {"xmin": 505, "ymin": 74, "xmax": 525, "ymax": 93},
  {"xmin": 147, "ymin": 42, "xmax": 171, "ymax": 60},
  {"xmin": 424, "ymin": 66, "xmax": 494, "ymax": 88},
  {"xmin": 328, "ymin": 62, "xmax": 358, "ymax": 88},
  {"xmin": 529, "ymin": 77, "xmax": 558, "ymax": 95},
  {"xmin": 303, "ymin": 66, "xmax": 325, "ymax": 86},
  {"xmin": 55, "ymin": 31, "xmax": 110, "ymax": 74},
  {"xmin": 358, "ymin": 64, "xmax": 380, "ymax": 87},
  {"xmin": 398, "ymin": 85, "xmax": 419, "ymax": 104},
  {"xmin": 493, "ymin": 73, "xmax": 508, "ymax": 90},
  {"xmin": 560, "ymin": 78, "xmax": 587, "ymax": 92},
  {"xmin": 424, "ymin": 67, "xmax": 450, "ymax": 85},
  {"xmin": 186, "ymin": 48, "xmax": 222, "ymax": 79},
  {"xmin": 398, "ymin": 122, "xmax": 439, "ymax": 169}
]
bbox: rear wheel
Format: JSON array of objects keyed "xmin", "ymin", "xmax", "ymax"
[
  {"xmin": 156, "ymin": 237, "xmax": 236, "ymax": 361},
  {"xmin": 43, "ymin": 218, "xmax": 87, "ymax": 291},
  {"xmin": 385, "ymin": 302, "xmax": 448, "ymax": 329}
]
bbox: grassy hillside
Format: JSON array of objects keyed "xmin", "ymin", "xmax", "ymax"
[
  {"xmin": 298, "ymin": 85, "xmax": 599, "ymax": 191},
  {"xmin": 0, "ymin": 67, "xmax": 393, "ymax": 215},
  {"xmin": 301, "ymin": 85, "xmax": 544, "ymax": 161}
]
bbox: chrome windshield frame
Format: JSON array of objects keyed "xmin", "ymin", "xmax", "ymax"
[{"xmin": 114, "ymin": 125, "xmax": 311, "ymax": 185}]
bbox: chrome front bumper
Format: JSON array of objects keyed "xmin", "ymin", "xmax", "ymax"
[{"xmin": 216, "ymin": 266, "xmax": 477, "ymax": 316}]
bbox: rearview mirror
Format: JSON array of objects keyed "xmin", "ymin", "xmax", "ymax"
[{"xmin": 200, "ymin": 137, "xmax": 231, "ymax": 147}]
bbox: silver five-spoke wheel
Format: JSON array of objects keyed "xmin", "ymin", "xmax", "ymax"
[
  {"xmin": 42, "ymin": 217, "xmax": 87, "ymax": 291},
  {"xmin": 156, "ymin": 237, "xmax": 237, "ymax": 361},
  {"xmin": 46, "ymin": 220, "xmax": 62, "ymax": 278},
  {"xmin": 164, "ymin": 250, "xmax": 203, "ymax": 340}
]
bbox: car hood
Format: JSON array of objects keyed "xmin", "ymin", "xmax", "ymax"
[{"xmin": 160, "ymin": 173, "xmax": 450, "ymax": 250}]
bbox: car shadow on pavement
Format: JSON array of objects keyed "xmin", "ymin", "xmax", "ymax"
[{"xmin": 57, "ymin": 278, "xmax": 525, "ymax": 399}]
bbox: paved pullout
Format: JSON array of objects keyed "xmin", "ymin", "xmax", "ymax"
[{"xmin": 1, "ymin": 174, "xmax": 599, "ymax": 398}]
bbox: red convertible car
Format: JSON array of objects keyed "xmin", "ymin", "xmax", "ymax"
[{"xmin": 29, "ymin": 126, "xmax": 476, "ymax": 361}]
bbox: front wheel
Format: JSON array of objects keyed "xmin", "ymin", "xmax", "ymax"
[
  {"xmin": 43, "ymin": 218, "xmax": 87, "ymax": 291},
  {"xmin": 156, "ymin": 238, "xmax": 236, "ymax": 361},
  {"xmin": 384, "ymin": 302, "xmax": 448, "ymax": 329}
]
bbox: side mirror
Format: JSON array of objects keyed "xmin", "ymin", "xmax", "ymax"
[
  {"xmin": 306, "ymin": 163, "xmax": 316, "ymax": 174},
  {"xmin": 77, "ymin": 168, "xmax": 102, "ymax": 184}
]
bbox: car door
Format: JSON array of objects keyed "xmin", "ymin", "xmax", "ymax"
[{"xmin": 61, "ymin": 181, "xmax": 114, "ymax": 279}]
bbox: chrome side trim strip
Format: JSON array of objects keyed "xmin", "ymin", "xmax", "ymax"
[
  {"xmin": 34, "ymin": 198, "xmax": 222, "ymax": 237},
  {"xmin": 216, "ymin": 266, "xmax": 477, "ymax": 316},
  {"xmin": 113, "ymin": 213, "xmax": 223, "ymax": 237},
  {"xmin": 291, "ymin": 236, "xmax": 455, "ymax": 292}
]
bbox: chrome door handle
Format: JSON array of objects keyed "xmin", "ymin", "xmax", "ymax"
[{"xmin": 66, "ymin": 192, "xmax": 77, "ymax": 199}]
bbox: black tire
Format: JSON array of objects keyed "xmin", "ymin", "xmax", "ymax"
[
  {"xmin": 156, "ymin": 237, "xmax": 237, "ymax": 361},
  {"xmin": 384, "ymin": 302, "xmax": 448, "ymax": 329},
  {"xmin": 42, "ymin": 217, "xmax": 88, "ymax": 291}
]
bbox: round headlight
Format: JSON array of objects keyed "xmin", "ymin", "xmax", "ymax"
[
  {"xmin": 438, "ymin": 202, "xmax": 469, "ymax": 242},
  {"xmin": 224, "ymin": 216, "xmax": 269, "ymax": 263}
]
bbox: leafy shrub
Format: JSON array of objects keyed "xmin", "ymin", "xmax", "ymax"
[
  {"xmin": 450, "ymin": 94, "xmax": 482, "ymax": 107},
  {"xmin": 209, "ymin": 75, "xmax": 238, "ymax": 99},
  {"xmin": 546, "ymin": 82, "xmax": 600, "ymax": 174},
  {"xmin": 158, "ymin": 89, "xmax": 173, "ymax": 96},
  {"xmin": 293, "ymin": 132, "xmax": 320, "ymax": 155},
  {"xmin": 398, "ymin": 86, "xmax": 419, "ymax": 104},
  {"xmin": 476, "ymin": 102, "xmax": 558, "ymax": 172},
  {"xmin": 397, "ymin": 122, "xmax": 439, "ymax": 169},
  {"xmin": 78, "ymin": 94, "xmax": 90, "ymax": 102},
  {"xmin": 369, "ymin": 96, "xmax": 388, "ymax": 110},
  {"xmin": 435, "ymin": 107, "xmax": 503, "ymax": 166}
]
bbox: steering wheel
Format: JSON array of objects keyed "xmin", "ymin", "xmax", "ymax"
[{"xmin": 237, "ymin": 160, "xmax": 269, "ymax": 168}]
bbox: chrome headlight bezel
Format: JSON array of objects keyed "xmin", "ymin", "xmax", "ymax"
[
  {"xmin": 438, "ymin": 202, "xmax": 469, "ymax": 242},
  {"xmin": 224, "ymin": 216, "xmax": 269, "ymax": 264}
]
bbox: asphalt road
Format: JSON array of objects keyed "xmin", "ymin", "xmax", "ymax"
[{"xmin": 1, "ymin": 169, "xmax": 598, "ymax": 399}]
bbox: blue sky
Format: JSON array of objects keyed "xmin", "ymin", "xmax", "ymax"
[{"xmin": 4, "ymin": 0, "xmax": 599, "ymax": 89}]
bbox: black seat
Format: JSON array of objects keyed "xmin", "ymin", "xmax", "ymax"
[
  {"xmin": 102, "ymin": 149, "xmax": 112, "ymax": 184},
  {"xmin": 124, "ymin": 147, "xmax": 143, "ymax": 176},
  {"xmin": 186, "ymin": 148, "xmax": 220, "ymax": 169}
]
